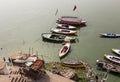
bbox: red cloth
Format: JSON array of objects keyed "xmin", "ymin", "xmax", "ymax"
[{"xmin": 73, "ymin": 5, "xmax": 77, "ymax": 11}]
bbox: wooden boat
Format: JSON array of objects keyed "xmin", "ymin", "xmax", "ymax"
[
  {"xmin": 56, "ymin": 16, "xmax": 86, "ymax": 26},
  {"xmin": 51, "ymin": 28, "xmax": 77, "ymax": 35},
  {"xmin": 41, "ymin": 33, "xmax": 76, "ymax": 42},
  {"xmin": 25, "ymin": 56, "xmax": 38, "ymax": 62},
  {"xmin": 13, "ymin": 59, "xmax": 26, "ymax": 64},
  {"xmin": 104, "ymin": 54, "xmax": 120, "ymax": 64},
  {"xmin": 13, "ymin": 55, "xmax": 38, "ymax": 64},
  {"xmin": 100, "ymin": 33, "xmax": 120, "ymax": 38},
  {"xmin": 96, "ymin": 60, "xmax": 120, "ymax": 74},
  {"xmin": 112, "ymin": 48, "xmax": 120, "ymax": 55},
  {"xmin": 30, "ymin": 59, "xmax": 44, "ymax": 69},
  {"xmin": 59, "ymin": 42, "xmax": 71, "ymax": 58},
  {"xmin": 56, "ymin": 23, "xmax": 77, "ymax": 30},
  {"xmin": 61, "ymin": 60, "xmax": 85, "ymax": 68}
]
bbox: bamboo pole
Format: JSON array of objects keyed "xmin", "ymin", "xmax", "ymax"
[
  {"xmin": 29, "ymin": 47, "xmax": 31, "ymax": 55},
  {"xmin": 32, "ymin": 48, "xmax": 33, "ymax": 55}
]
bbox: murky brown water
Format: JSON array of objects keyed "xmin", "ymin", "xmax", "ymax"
[{"xmin": 0, "ymin": 0, "xmax": 120, "ymax": 81}]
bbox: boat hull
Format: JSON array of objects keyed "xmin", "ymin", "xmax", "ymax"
[
  {"xmin": 112, "ymin": 48, "xmax": 120, "ymax": 55},
  {"xmin": 13, "ymin": 59, "xmax": 26, "ymax": 64},
  {"xmin": 104, "ymin": 54, "xmax": 120, "ymax": 64},
  {"xmin": 61, "ymin": 60, "xmax": 85, "ymax": 68},
  {"xmin": 51, "ymin": 28, "xmax": 77, "ymax": 35},
  {"xmin": 56, "ymin": 16, "xmax": 86, "ymax": 26},
  {"xmin": 96, "ymin": 60, "xmax": 120, "ymax": 74},
  {"xmin": 59, "ymin": 42, "xmax": 71, "ymax": 58},
  {"xmin": 100, "ymin": 33, "xmax": 120, "ymax": 38},
  {"xmin": 41, "ymin": 33, "xmax": 76, "ymax": 43},
  {"xmin": 56, "ymin": 23, "xmax": 77, "ymax": 30}
]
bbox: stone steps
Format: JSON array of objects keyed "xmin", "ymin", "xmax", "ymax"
[
  {"xmin": 10, "ymin": 77, "xmax": 28, "ymax": 82},
  {"xmin": 10, "ymin": 71, "xmax": 20, "ymax": 75}
]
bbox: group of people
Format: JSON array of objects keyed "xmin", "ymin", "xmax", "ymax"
[{"xmin": 3, "ymin": 57, "xmax": 12, "ymax": 66}]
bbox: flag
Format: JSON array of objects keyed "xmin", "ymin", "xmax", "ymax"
[
  {"xmin": 73, "ymin": 5, "xmax": 77, "ymax": 11},
  {"xmin": 55, "ymin": 9, "xmax": 58, "ymax": 16}
]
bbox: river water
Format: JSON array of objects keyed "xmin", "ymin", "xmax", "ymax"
[{"xmin": 0, "ymin": 0, "xmax": 120, "ymax": 82}]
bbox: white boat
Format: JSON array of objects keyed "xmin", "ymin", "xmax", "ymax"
[
  {"xmin": 112, "ymin": 48, "xmax": 120, "ymax": 55},
  {"xmin": 100, "ymin": 33, "xmax": 120, "ymax": 38},
  {"xmin": 56, "ymin": 23, "xmax": 77, "ymax": 30},
  {"xmin": 104, "ymin": 54, "xmax": 120, "ymax": 64},
  {"xmin": 51, "ymin": 28, "xmax": 77, "ymax": 35},
  {"xmin": 13, "ymin": 59, "xmax": 26, "ymax": 64},
  {"xmin": 59, "ymin": 42, "xmax": 71, "ymax": 58}
]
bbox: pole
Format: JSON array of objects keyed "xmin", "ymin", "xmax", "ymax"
[
  {"xmin": 32, "ymin": 48, "xmax": 33, "ymax": 55},
  {"xmin": 29, "ymin": 47, "xmax": 31, "ymax": 55}
]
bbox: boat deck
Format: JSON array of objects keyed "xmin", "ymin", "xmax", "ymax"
[{"xmin": 61, "ymin": 17, "xmax": 81, "ymax": 22}]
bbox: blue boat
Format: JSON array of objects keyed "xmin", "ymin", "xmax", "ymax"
[{"xmin": 100, "ymin": 33, "xmax": 120, "ymax": 38}]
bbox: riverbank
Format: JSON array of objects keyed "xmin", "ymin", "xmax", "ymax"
[
  {"xmin": 0, "ymin": 51, "xmax": 107, "ymax": 82},
  {"xmin": 0, "ymin": 57, "xmax": 99, "ymax": 82},
  {"xmin": 0, "ymin": 65, "xmax": 74, "ymax": 82},
  {"xmin": 45, "ymin": 61, "xmax": 98, "ymax": 82}
]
